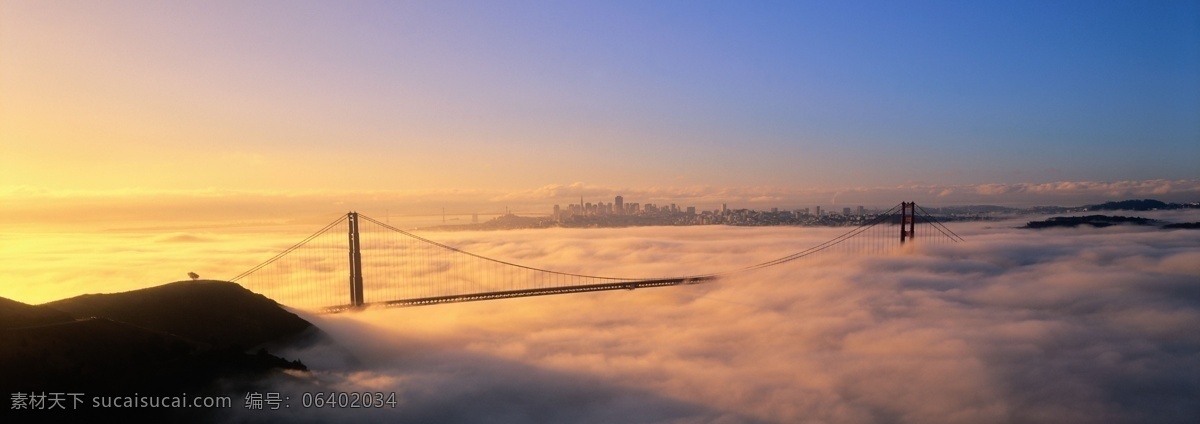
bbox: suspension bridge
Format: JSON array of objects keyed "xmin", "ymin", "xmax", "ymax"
[{"xmin": 231, "ymin": 202, "xmax": 962, "ymax": 313}]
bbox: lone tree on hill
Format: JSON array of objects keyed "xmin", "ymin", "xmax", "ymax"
[{"xmin": 188, "ymin": 272, "xmax": 200, "ymax": 281}]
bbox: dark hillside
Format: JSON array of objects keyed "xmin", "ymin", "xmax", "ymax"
[
  {"xmin": 0, "ymin": 297, "xmax": 74, "ymax": 329},
  {"xmin": 46, "ymin": 280, "xmax": 311, "ymax": 349},
  {"xmin": 2, "ymin": 280, "xmax": 315, "ymax": 418}
]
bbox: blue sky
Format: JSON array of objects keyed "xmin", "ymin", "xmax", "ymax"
[{"xmin": 2, "ymin": 0, "xmax": 1197, "ymax": 208}]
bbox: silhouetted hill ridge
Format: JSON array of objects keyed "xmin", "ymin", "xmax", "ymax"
[
  {"xmin": 1022, "ymin": 215, "xmax": 1160, "ymax": 229},
  {"xmin": 0, "ymin": 296, "xmax": 74, "ymax": 329},
  {"xmin": 1083, "ymin": 199, "xmax": 1190, "ymax": 211},
  {"xmin": 1, "ymin": 280, "xmax": 315, "ymax": 416},
  {"xmin": 45, "ymin": 280, "xmax": 311, "ymax": 349}
]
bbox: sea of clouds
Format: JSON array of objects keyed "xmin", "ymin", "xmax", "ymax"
[{"xmin": 222, "ymin": 213, "xmax": 1199, "ymax": 423}]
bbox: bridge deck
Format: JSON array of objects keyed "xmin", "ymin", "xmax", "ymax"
[{"xmin": 318, "ymin": 276, "xmax": 717, "ymax": 313}]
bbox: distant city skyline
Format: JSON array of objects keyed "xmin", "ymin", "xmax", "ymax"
[
  {"xmin": 553, "ymin": 194, "xmax": 873, "ymax": 219},
  {"xmin": 3, "ymin": 178, "xmax": 1199, "ymax": 229}
]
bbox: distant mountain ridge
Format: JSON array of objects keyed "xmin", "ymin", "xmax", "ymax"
[
  {"xmin": 919, "ymin": 198, "xmax": 1197, "ymax": 219},
  {"xmin": 0, "ymin": 296, "xmax": 74, "ymax": 329},
  {"xmin": 1022, "ymin": 215, "xmax": 1160, "ymax": 229},
  {"xmin": 1081, "ymin": 199, "xmax": 1186, "ymax": 211}
]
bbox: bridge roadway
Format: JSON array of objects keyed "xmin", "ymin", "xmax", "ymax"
[{"xmin": 319, "ymin": 275, "xmax": 718, "ymax": 313}]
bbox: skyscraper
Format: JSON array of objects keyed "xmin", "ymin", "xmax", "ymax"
[{"xmin": 615, "ymin": 196, "xmax": 624, "ymax": 215}]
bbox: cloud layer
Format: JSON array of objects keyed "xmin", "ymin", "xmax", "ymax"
[{"xmin": 228, "ymin": 214, "xmax": 1200, "ymax": 423}]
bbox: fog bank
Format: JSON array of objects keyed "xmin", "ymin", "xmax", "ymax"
[{"xmin": 232, "ymin": 216, "xmax": 1198, "ymax": 423}]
